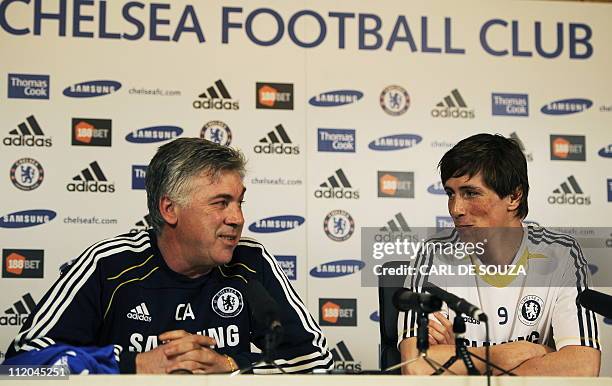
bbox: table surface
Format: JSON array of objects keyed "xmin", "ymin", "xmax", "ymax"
[{"xmin": 6, "ymin": 374, "xmax": 612, "ymax": 386}]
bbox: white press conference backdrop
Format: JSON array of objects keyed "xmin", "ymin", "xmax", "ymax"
[{"xmin": 0, "ymin": 0, "xmax": 610, "ymax": 375}]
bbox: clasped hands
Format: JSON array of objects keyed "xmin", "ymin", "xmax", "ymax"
[{"xmin": 135, "ymin": 330, "xmax": 238, "ymax": 374}]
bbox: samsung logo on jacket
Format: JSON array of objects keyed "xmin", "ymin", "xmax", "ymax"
[
  {"xmin": 309, "ymin": 260, "xmax": 365, "ymax": 278},
  {"xmin": 248, "ymin": 216, "xmax": 305, "ymax": 233}
]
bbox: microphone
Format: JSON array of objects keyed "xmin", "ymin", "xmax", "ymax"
[
  {"xmin": 578, "ymin": 289, "xmax": 612, "ymax": 319},
  {"xmin": 392, "ymin": 288, "xmax": 442, "ymax": 313},
  {"xmin": 245, "ymin": 279, "xmax": 283, "ymax": 331},
  {"xmin": 245, "ymin": 279, "xmax": 284, "ymax": 364},
  {"xmin": 424, "ymin": 283, "xmax": 488, "ymax": 322}
]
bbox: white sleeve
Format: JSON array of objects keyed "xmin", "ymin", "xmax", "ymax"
[{"xmin": 551, "ymin": 240, "xmax": 600, "ymax": 350}]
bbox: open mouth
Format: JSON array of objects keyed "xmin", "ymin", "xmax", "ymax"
[{"xmin": 219, "ymin": 235, "xmax": 237, "ymax": 241}]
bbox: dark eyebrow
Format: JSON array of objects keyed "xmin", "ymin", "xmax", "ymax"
[
  {"xmin": 458, "ymin": 184, "xmax": 484, "ymax": 191},
  {"xmin": 209, "ymin": 188, "xmax": 246, "ymax": 201}
]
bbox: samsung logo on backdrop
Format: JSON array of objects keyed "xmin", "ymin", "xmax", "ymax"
[
  {"xmin": 0, "ymin": 210, "xmax": 56, "ymax": 228},
  {"xmin": 370, "ymin": 311, "xmax": 380, "ymax": 322},
  {"xmin": 540, "ymin": 98, "xmax": 592, "ymax": 115},
  {"xmin": 63, "ymin": 80, "xmax": 121, "ymax": 98},
  {"xmin": 126, "ymin": 126, "xmax": 183, "ymax": 143},
  {"xmin": 309, "ymin": 260, "xmax": 365, "ymax": 278},
  {"xmin": 248, "ymin": 215, "xmax": 305, "ymax": 233},
  {"xmin": 309, "ymin": 90, "xmax": 363, "ymax": 107},
  {"xmin": 427, "ymin": 181, "xmax": 446, "ymax": 195},
  {"xmin": 598, "ymin": 145, "xmax": 612, "ymax": 158},
  {"xmin": 368, "ymin": 134, "xmax": 422, "ymax": 151}
]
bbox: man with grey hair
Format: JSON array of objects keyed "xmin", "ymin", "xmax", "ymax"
[{"xmin": 5, "ymin": 138, "xmax": 333, "ymax": 374}]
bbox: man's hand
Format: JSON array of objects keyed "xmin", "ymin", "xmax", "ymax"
[
  {"xmin": 428, "ymin": 312, "xmax": 454, "ymax": 345},
  {"xmin": 135, "ymin": 330, "xmax": 237, "ymax": 374}
]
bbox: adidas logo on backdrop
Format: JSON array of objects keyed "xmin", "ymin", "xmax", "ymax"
[
  {"xmin": 253, "ymin": 124, "xmax": 299, "ymax": 155},
  {"xmin": 66, "ymin": 161, "xmax": 115, "ymax": 193},
  {"xmin": 547, "ymin": 175, "xmax": 590, "ymax": 205},
  {"xmin": 127, "ymin": 302, "xmax": 152, "ymax": 322},
  {"xmin": 508, "ymin": 132, "xmax": 533, "ymax": 162},
  {"xmin": 3, "ymin": 115, "xmax": 52, "ymax": 147},
  {"xmin": 331, "ymin": 341, "xmax": 362, "ymax": 372},
  {"xmin": 130, "ymin": 215, "xmax": 152, "ymax": 233},
  {"xmin": 314, "ymin": 169, "xmax": 359, "ymax": 199},
  {"xmin": 193, "ymin": 79, "xmax": 239, "ymax": 110},
  {"xmin": 1, "ymin": 293, "xmax": 36, "ymax": 326},
  {"xmin": 379, "ymin": 212, "xmax": 418, "ymax": 242},
  {"xmin": 431, "ymin": 89, "xmax": 475, "ymax": 119}
]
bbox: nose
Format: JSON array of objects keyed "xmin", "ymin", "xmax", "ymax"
[
  {"xmin": 225, "ymin": 203, "xmax": 244, "ymax": 227},
  {"xmin": 448, "ymin": 196, "xmax": 465, "ymax": 219}
]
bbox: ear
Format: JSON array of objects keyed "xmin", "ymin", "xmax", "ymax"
[
  {"xmin": 506, "ymin": 187, "xmax": 523, "ymax": 212},
  {"xmin": 159, "ymin": 196, "xmax": 178, "ymax": 226}
]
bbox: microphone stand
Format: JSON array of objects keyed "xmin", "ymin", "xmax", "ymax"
[
  {"xmin": 232, "ymin": 323, "xmax": 287, "ymax": 375},
  {"xmin": 434, "ymin": 315, "xmax": 516, "ymax": 381},
  {"xmin": 384, "ymin": 311, "xmax": 456, "ymax": 374}
]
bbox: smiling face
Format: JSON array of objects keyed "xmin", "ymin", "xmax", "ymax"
[
  {"xmin": 167, "ymin": 169, "xmax": 246, "ymax": 271},
  {"xmin": 444, "ymin": 172, "xmax": 522, "ymax": 229}
]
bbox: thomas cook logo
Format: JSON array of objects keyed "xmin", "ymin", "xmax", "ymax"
[
  {"xmin": 10, "ymin": 158, "xmax": 44, "ymax": 191},
  {"xmin": 3, "ymin": 115, "xmax": 52, "ymax": 147},
  {"xmin": 193, "ymin": 79, "xmax": 239, "ymax": 110},
  {"xmin": 541, "ymin": 98, "xmax": 592, "ymax": 115},
  {"xmin": 254, "ymin": 124, "xmax": 299, "ymax": 155},
  {"xmin": 248, "ymin": 215, "xmax": 305, "ymax": 233},
  {"xmin": 309, "ymin": 260, "xmax": 365, "ymax": 278},
  {"xmin": 518, "ymin": 295, "xmax": 543, "ymax": 326},
  {"xmin": 67, "ymin": 161, "xmax": 115, "ymax": 193},
  {"xmin": 324, "ymin": 210, "xmax": 355, "ymax": 242},
  {"xmin": 380, "ymin": 85, "xmax": 409, "ymax": 116},
  {"xmin": 8, "ymin": 74, "xmax": 49, "ymax": 99},
  {"xmin": 212, "ymin": 287, "xmax": 243, "ymax": 318},
  {"xmin": 309, "ymin": 90, "xmax": 363, "ymax": 107},
  {"xmin": 548, "ymin": 176, "xmax": 590, "ymax": 205},
  {"xmin": 1, "ymin": 293, "xmax": 36, "ymax": 326},
  {"xmin": 314, "ymin": 169, "xmax": 359, "ymax": 199},
  {"xmin": 431, "ymin": 89, "xmax": 475, "ymax": 119},
  {"xmin": 63, "ymin": 80, "xmax": 121, "ymax": 98},
  {"xmin": 0, "ymin": 210, "xmax": 56, "ymax": 228}
]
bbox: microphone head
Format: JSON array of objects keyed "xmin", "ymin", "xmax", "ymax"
[
  {"xmin": 578, "ymin": 289, "xmax": 612, "ymax": 319},
  {"xmin": 245, "ymin": 279, "xmax": 281, "ymax": 327},
  {"xmin": 392, "ymin": 288, "xmax": 441, "ymax": 313}
]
